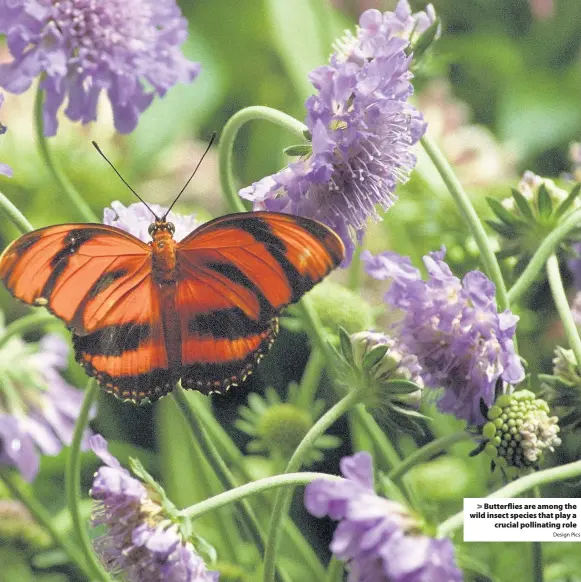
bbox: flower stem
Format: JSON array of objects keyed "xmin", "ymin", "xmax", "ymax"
[
  {"xmin": 437, "ymin": 458, "xmax": 581, "ymax": 537},
  {"xmin": 296, "ymin": 347, "xmax": 325, "ymax": 409},
  {"xmin": 34, "ymin": 86, "xmax": 97, "ymax": 223},
  {"xmin": 0, "ymin": 311, "xmax": 61, "ymax": 351},
  {"xmin": 0, "ymin": 191, "xmax": 34, "ymax": 233},
  {"xmin": 546, "ymin": 253, "xmax": 581, "ymax": 372},
  {"xmin": 325, "ymin": 556, "xmax": 345, "ymax": 582},
  {"xmin": 0, "ymin": 468, "xmax": 93, "ymax": 580},
  {"xmin": 262, "ymin": 389, "xmax": 361, "ymax": 582},
  {"xmin": 420, "ymin": 134, "xmax": 509, "ymax": 312},
  {"xmin": 65, "ymin": 380, "xmax": 110, "ymax": 582},
  {"xmin": 388, "ymin": 431, "xmax": 474, "ymax": 483},
  {"xmin": 218, "ymin": 106, "xmax": 307, "ymax": 214},
  {"xmin": 532, "ymin": 486, "xmax": 544, "ymax": 582},
  {"xmin": 179, "ymin": 472, "xmax": 342, "ymax": 520},
  {"xmin": 509, "ymin": 207, "xmax": 581, "ymax": 303}
]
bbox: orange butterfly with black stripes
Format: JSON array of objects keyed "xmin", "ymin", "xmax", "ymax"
[
  {"xmin": 0, "ymin": 210, "xmax": 343, "ymax": 404},
  {"xmin": 0, "ymin": 141, "xmax": 344, "ymax": 404}
]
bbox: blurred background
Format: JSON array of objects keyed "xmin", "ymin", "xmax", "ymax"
[{"xmin": 2, "ymin": 1, "xmax": 581, "ymax": 580}]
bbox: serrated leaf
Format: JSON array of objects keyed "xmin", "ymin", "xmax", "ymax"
[
  {"xmin": 511, "ymin": 188, "xmax": 535, "ymax": 220},
  {"xmin": 283, "ymin": 144, "xmax": 312, "ymax": 157},
  {"xmin": 385, "ymin": 379, "xmax": 423, "ymax": 394},
  {"xmin": 555, "ymin": 183, "xmax": 581, "ymax": 219},
  {"xmin": 537, "ymin": 183, "xmax": 553, "ymax": 220},
  {"xmin": 486, "ymin": 197, "xmax": 527, "ymax": 227},
  {"xmin": 486, "ymin": 220, "xmax": 518, "ymax": 238},
  {"xmin": 362, "ymin": 344, "xmax": 388, "ymax": 370},
  {"xmin": 338, "ymin": 327, "xmax": 354, "ymax": 365}
]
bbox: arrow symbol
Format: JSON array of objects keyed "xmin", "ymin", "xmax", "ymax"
[{"xmin": 477, "ymin": 504, "xmax": 482, "ymax": 509}]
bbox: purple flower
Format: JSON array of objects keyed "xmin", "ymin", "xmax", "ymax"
[
  {"xmin": 103, "ymin": 201, "xmax": 200, "ymax": 243},
  {"xmin": 0, "ymin": 93, "xmax": 12, "ymax": 177},
  {"xmin": 363, "ymin": 248, "xmax": 525, "ymax": 425},
  {"xmin": 0, "ymin": 0, "xmax": 200, "ymax": 136},
  {"xmin": 0, "ymin": 333, "xmax": 94, "ymax": 481},
  {"xmin": 305, "ymin": 452, "xmax": 463, "ymax": 581},
  {"xmin": 239, "ymin": 8, "xmax": 426, "ymax": 263},
  {"xmin": 90, "ymin": 434, "xmax": 219, "ymax": 582}
]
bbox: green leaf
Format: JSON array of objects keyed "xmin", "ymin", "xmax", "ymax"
[
  {"xmin": 486, "ymin": 220, "xmax": 518, "ymax": 238},
  {"xmin": 411, "ymin": 17, "xmax": 441, "ymax": 61},
  {"xmin": 362, "ymin": 344, "xmax": 388, "ymax": 371},
  {"xmin": 537, "ymin": 183, "xmax": 553, "ymax": 220},
  {"xmin": 555, "ymin": 183, "xmax": 581, "ymax": 219},
  {"xmin": 486, "ymin": 196, "xmax": 528, "ymax": 228},
  {"xmin": 385, "ymin": 379, "xmax": 423, "ymax": 395},
  {"xmin": 511, "ymin": 188, "xmax": 535, "ymax": 220},
  {"xmin": 338, "ymin": 326, "xmax": 354, "ymax": 366},
  {"xmin": 376, "ymin": 471, "xmax": 409, "ymax": 505},
  {"xmin": 129, "ymin": 457, "xmax": 177, "ymax": 516},
  {"xmin": 283, "ymin": 144, "xmax": 312, "ymax": 157},
  {"xmin": 390, "ymin": 403, "xmax": 431, "ymax": 421}
]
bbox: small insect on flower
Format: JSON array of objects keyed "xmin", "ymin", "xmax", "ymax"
[{"xmin": 0, "ymin": 140, "xmax": 344, "ymax": 404}]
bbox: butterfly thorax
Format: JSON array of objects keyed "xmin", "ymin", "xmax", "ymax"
[{"xmin": 150, "ymin": 223, "xmax": 177, "ymax": 283}]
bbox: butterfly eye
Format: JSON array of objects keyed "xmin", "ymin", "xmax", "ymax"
[
  {"xmin": 148, "ymin": 224, "xmax": 156, "ymax": 236},
  {"xmin": 167, "ymin": 222, "xmax": 175, "ymax": 235}
]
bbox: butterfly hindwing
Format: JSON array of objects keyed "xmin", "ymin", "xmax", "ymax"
[{"xmin": 175, "ymin": 212, "xmax": 344, "ymax": 393}]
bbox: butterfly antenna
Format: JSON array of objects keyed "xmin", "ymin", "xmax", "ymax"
[
  {"xmin": 91, "ymin": 141, "xmax": 160, "ymax": 220},
  {"xmin": 162, "ymin": 132, "xmax": 217, "ymax": 219}
]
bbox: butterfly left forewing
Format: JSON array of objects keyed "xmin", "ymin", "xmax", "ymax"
[{"xmin": 174, "ymin": 211, "xmax": 344, "ymax": 393}]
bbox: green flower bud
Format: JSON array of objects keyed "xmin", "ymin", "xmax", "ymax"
[
  {"xmin": 483, "ymin": 390, "xmax": 561, "ymax": 473},
  {"xmin": 307, "ymin": 280, "xmax": 375, "ymax": 335}
]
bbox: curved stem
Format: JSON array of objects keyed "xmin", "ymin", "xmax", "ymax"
[
  {"xmin": 0, "ymin": 311, "xmax": 61, "ymax": 351},
  {"xmin": 388, "ymin": 431, "xmax": 474, "ymax": 483},
  {"xmin": 65, "ymin": 381, "xmax": 109, "ymax": 581},
  {"xmin": 296, "ymin": 347, "xmax": 325, "ymax": 409},
  {"xmin": 437, "ymin": 458, "xmax": 581, "ymax": 537},
  {"xmin": 546, "ymin": 253, "xmax": 581, "ymax": 372},
  {"xmin": 218, "ymin": 106, "xmax": 307, "ymax": 214},
  {"xmin": 421, "ymin": 134, "xmax": 509, "ymax": 312},
  {"xmin": 262, "ymin": 389, "xmax": 362, "ymax": 582},
  {"xmin": 509, "ymin": 207, "xmax": 581, "ymax": 303},
  {"xmin": 0, "ymin": 468, "xmax": 92, "ymax": 580},
  {"xmin": 172, "ymin": 387, "xmax": 264, "ymax": 550},
  {"xmin": 179, "ymin": 472, "xmax": 342, "ymax": 520},
  {"xmin": 34, "ymin": 86, "xmax": 97, "ymax": 223},
  {"xmin": 0, "ymin": 191, "xmax": 34, "ymax": 233}
]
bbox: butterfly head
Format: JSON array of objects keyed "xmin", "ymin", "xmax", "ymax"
[{"xmin": 148, "ymin": 220, "xmax": 175, "ymax": 239}]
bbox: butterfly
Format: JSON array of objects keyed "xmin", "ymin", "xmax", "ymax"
[{"xmin": 0, "ymin": 209, "xmax": 344, "ymax": 404}]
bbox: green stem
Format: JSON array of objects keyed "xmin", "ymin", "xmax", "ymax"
[
  {"xmin": 325, "ymin": 556, "xmax": 345, "ymax": 582},
  {"xmin": 64, "ymin": 380, "xmax": 110, "ymax": 581},
  {"xmin": 0, "ymin": 469, "xmax": 92, "ymax": 580},
  {"xmin": 387, "ymin": 431, "xmax": 474, "ymax": 483},
  {"xmin": 218, "ymin": 106, "xmax": 307, "ymax": 214},
  {"xmin": 192, "ymin": 394, "xmax": 326, "ymax": 580},
  {"xmin": 0, "ymin": 191, "xmax": 34, "ymax": 233},
  {"xmin": 263, "ymin": 389, "xmax": 362, "ymax": 582},
  {"xmin": 0, "ymin": 311, "xmax": 61, "ymax": 351},
  {"xmin": 421, "ymin": 134, "xmax": 509, "ymax": 312},
  {"xmin": 509, "ymin": 208, "xmax": 581, "ymax": 303},
  {"xmin": 296, "ymin": 347, "xmax": 325, "ymax": 409},
  {"xmin": 347, "ymin": 244, "xmax": 362, "ymax": 291},
  {"xmin": 532, "ymin": 486, "xmax": 543, "ymax": 582},
  {"xmin": 34, "ymin": 86, "xmax": 97, "ymax": 223},
  {"xmin": 438, "ymin": 458, "xmax": 581, "ymax": 537},
  {"xmin": 546, "ymin": 254, "xmax": 581, "ymax": 372},
  {"xmin": 179, "ymin": 472, "xmax": 342, "ymax": 520}
]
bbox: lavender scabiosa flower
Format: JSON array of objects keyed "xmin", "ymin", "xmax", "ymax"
[
  {"xmin": 0, "ymin": 93, "xmax": 12, "ymax": 177},
  {"xmin": 0, "ymin": 331, "xmax": 94, "ymax": 480},
  {"xmin": 305, "ymin": 451, "xmax": 463, "ymax": 581},
  {"xmin": 90, "ymin": 434, "xmax": 219, "ymax": 581},
  {"xmin": 363, "ymin": 248, "xmax": 525, "ymax": 425},
  {"xmin": 0, "ymin": 0, "xmax": 200, "ymax": 136},
  {"xmin": 103, "ymin": 201, "xmax": 200, "ymax": 242},
  {"xmin": 239, "ymin": 9, "xmax": 426, "ymax": 262}
]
